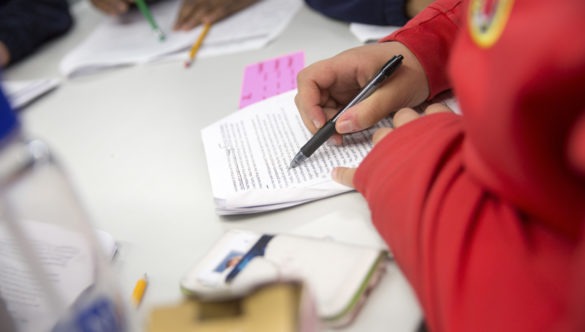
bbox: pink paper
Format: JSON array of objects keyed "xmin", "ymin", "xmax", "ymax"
[{"xmin": 239, "ymin": 51, "xmax": 305, "ymax": 109}]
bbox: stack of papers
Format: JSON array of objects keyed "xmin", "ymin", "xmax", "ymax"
[
  {"xmin": 201, "ymin": 90, "xmax": 392, "ymax": 214},
  {"xmin": 0, "ymin": 220, "xmax": 118, "ymax": 332},
  {"xmin": 3, "ymin": 78, "xmax": 60, "ymax": 109},
  {"xmin": 60, "ymin": 0, "xmax": 302, "ymax": 77}
]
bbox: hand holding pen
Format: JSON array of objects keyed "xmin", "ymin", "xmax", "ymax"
[
  {"xmin": 291, "ymin": 54, "xmax": 403, "ymax": 167},
  {"xmin": 90, "ymin": 0, "xmax": 165, "ymax": 40},
  {"xmin": 292, "ymin": 43, "xmax": 431, "ymax": 166}
]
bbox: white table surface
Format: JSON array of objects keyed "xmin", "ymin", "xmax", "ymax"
[{"xmin": 3, "ymin": 1, "xmax": 422, "ymax": 331}]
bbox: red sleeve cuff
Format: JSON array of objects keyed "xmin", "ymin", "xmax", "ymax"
[{"xmin": 380, "ymin": 0, "xmax": 462, "ymax": 100}]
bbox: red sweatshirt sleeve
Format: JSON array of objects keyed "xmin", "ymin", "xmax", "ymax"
[
  {"xmin": 357, "ymin": 0, "xmax": 585, "ymax": 331},
  {"xmin": 380, "ymin": 0, "xmax": 462, "ymax": 99},
  {"xmin": 354, "ymin": 113, "xmax": 576, "ymax": 332}
]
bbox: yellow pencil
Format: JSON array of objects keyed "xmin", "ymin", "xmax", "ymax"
[
  {"xmin": 131, "ymin": 273, "xmax": 148, "ymax": 308},
  {"xmin": 184, "ymin": 23, "xmax": 212, "ymax": 68}
]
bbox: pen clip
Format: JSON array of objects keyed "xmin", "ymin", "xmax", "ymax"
[{"xmin": 224, "ymin": 234, "xmax": 274, "ymax": 284}]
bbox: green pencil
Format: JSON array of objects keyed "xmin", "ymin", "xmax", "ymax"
[{"xmin": 134, "ymin": 0, "xmax": 166, "ymax": 41}]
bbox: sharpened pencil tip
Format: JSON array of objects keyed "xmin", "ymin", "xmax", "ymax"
[{"xmin": 184, "ymin": 60, "xmax": 192, "ymax": 68}]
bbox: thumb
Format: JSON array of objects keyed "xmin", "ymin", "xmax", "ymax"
[
  {"xmin": 332, "ymin": 167, "xmax": 357, "ymax": 188},
  {"xmin": 372, "ymin": 127, "xmax": 393, "ymax": 145},
  {"xmin": 335, "ymin": 96, "xmax": 388, "ymax": 135}
]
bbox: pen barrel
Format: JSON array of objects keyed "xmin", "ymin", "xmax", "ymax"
[
  {"xmin": 300, "ymin": 121, "xmax": 337, "ymax": 158},
  {"xmin": 135, "ymin": 0, "xmax": 158, "ymax": 30}
]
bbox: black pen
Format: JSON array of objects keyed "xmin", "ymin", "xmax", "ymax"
[{"xmin": 289, "ymin": 54, "xmax": 404, "ymax": 168}]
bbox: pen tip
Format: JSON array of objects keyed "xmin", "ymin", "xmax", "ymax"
[
  {"xmin": 156, "ymin": 30, "xmax": 166, "ymax": 42},
  {"xmin": 289, "ymin": 152, "xmax": 306, "ymax": 169}
]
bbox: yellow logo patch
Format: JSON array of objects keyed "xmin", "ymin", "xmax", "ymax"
[{"xmin": 468, "ymin": 0, "xmax": 514, "ymax": 48}]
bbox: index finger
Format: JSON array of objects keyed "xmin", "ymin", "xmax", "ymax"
[
  {"xmin": 294, "ymin": 63, "xmax": 336, "ymax": 134},
  {"xmin": 174, "ymin": 0, "xmax": 205, "ymax": 30},
  {"xmin": 91, "ymin": 0, "xmax": 130, "ymax": 15}
]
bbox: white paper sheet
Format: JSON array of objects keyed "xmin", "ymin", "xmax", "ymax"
[
  {"xmin": 3, "ymin": 78, "xmax": 61, "ymax": 109},
  {"xmin": 60, "ymin": 0, "xmax": 302, "ymax": 77},
  {"xmin": 349, "ymin": 23, "xmax": 400, "ymax": 43},
  {"xmin": 0, "ymin": 220, "xmax": 117, "ymax": 331},
  {"xmin": 201, "ymin": 90, "xmax": 393, "ymax": 214}
]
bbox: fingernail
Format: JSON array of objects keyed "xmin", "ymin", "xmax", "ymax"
[
  {"xmin": 336, "ymin": 119, "xmax": 355, "ymax": 134},
  {"xmin": 327, "ymin": 136, "xmax": 342, "ymax": 146},
  {"xmin": 331, "ymin": 168, "xmax": 339, "ymax": 181},
  {"xmin": 312, "ymin": 119, "xmax": 322, "ymax": 130}
]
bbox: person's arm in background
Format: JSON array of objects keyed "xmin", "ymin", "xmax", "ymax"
[
  {"xmin": 89, "ymin": 0, "xmax": 132, "ymax": 15},
  {"xmin": 0, "ymin": 0, "xmax": 73, "ymax": 67},
  {"xmin": 90, "ymin": 0, "xmax": 258, "ymax": 31},
  {"xmin": 173, "ymin": 0, "xmax": 258, "ymax": 31},
  {"xmin": 304, "ymin": 0, "xmax": 435, "ymax": 26},
  {"xmin": 0, "ymin": 43, "xmax": 9, "ymax": 67}
]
